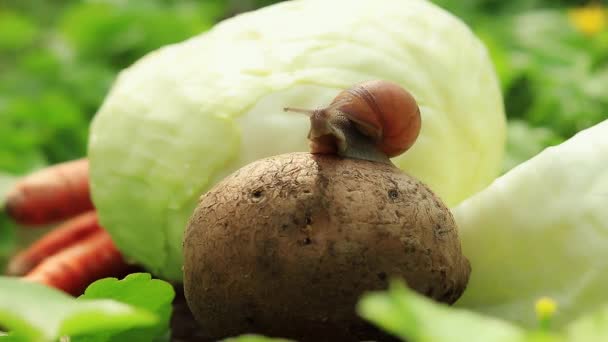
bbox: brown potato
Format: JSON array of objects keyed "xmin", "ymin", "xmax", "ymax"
[{"xmin": 183, "ymin": 152, "xmax": 470, "ymax": 341}]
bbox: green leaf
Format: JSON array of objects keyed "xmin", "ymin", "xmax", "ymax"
[
  {"xmin": 497, "ymin": 10, "xmax": 608, "ymax": 138},
  {"xmin": 0, "ymin": 276, "xmax": 157, "ymax": 342},
  {"xmin": 358, "ymin": 280, "xmax": 532, "ymax": 342},
  {"xmin": 222, "ymin": 334, "xmax": 294, "ymax": 342},
  {"xmin": 565, "ymin": 304, "xmax": 608, "ymax": 342},
  {"xmin": 74, "ymin": 273, "xmax": 175, "ymax": 342},
  {"xmin": 59, "ymin": 1, "xmax": 220, "ymax": 68},
  {"xmin": 0, "ymin": 11, "xmax": 38, "ymax": 52},
  {"xmin": 0, "ymin": 332, "xmax": 27, "ymax": 342}
]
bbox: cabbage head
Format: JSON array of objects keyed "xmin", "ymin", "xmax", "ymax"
[{"xmin": 88, "ymin": 0, "xmax": 505, "ymax": 280}]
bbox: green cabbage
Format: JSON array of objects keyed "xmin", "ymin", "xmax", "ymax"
[
  {"xmin": 88, "ymin": 0, "xmax": 505, "ymax": 280},
  {"xmin": 455, "ymin": 119, "xmax": 608, "ymax": 327}
]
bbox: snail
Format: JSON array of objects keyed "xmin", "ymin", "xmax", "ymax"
[{"xmin": 284, "ymin": 80, "xmax": 421, "ymax": 163}]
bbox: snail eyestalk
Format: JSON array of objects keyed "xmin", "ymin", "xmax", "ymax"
[{"xmin": 283, "ymin": 107, "xmax": 317, "ymax": 116}]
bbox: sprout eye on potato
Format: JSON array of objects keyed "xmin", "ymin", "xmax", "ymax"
[{"xmin": 182, "ymin": 81, "xmax": 471, "ymax": 341}]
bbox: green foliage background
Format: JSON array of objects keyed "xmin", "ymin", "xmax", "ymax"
[
  {"xmin": 0, "ymin": 1, "xmax": 288, "ymax": 174},
  {"xmin": 1, "ymin": 0, "xmax": 238, "ymax": 174}
]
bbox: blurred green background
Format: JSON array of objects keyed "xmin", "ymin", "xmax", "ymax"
[
  {"xmin": 0, "ymin": 0, "xmax": 607, "ymax": 268},
  {"xmin": 0, "ymin": 0, "xmax": 283, "ymax": 175}
]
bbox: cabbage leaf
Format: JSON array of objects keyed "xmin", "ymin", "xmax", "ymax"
[
  {"xmin": 0, "ymin": 277, "xmax": 157, "ymax": 341},
  {"xmin": 455, "ymin": 119, "xmax": 608, "ymax": 327}
]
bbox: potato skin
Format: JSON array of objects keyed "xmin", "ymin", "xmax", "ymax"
[{"xmin": 183, "ymin": 152, "xmax": 470, "ymax": 341}]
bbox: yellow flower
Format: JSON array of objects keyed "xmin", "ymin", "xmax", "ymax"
[
  {"xmin": 535, "ymin": 296, "xmax": 558, "ymax": 321},
  {"xmin": 568, "ymin": 3, "xmax": 607, "ymax": 36}
]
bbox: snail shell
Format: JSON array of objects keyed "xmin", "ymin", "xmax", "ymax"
[{"xmin": 327, "ymin": 80, "xmax": 421, "ymax": 158}]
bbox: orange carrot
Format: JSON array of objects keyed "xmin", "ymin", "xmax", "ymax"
[
  {"xmin": 23, "ymin": 230, "xmax": 130, "ymax": 296},
  {"xmin": 6, "ymin": 211, "xmax": 102, "ymax": 276},
  {"xmin": 4, "ymin": 158, "xmax": 93, "ymax": 226}
]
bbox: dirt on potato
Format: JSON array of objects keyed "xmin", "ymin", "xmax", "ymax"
[{"xmin": 183, "ymin": 152, "xmax": 470, "ymax": 341}]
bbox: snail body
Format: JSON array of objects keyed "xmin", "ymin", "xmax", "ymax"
[{"xmin": 285, "ymin": 80, "xmax": 421, "ymax": 163}]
